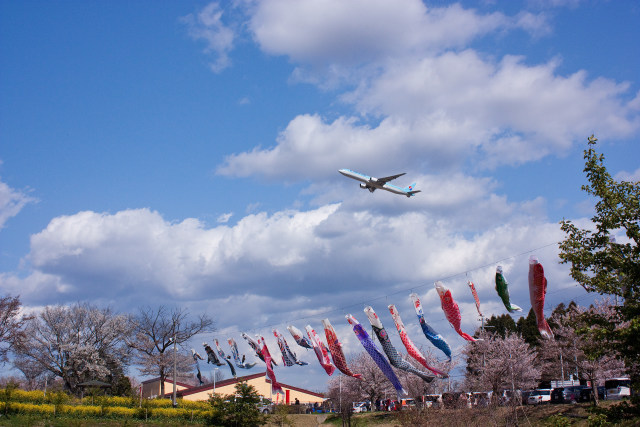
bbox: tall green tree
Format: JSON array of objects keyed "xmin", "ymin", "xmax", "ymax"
[
  {"xmin": 516, "ymin": 308, "xmax": 540, "ymax": 347},
  {"xmin": 207, "ymin": 381, "xmax": 265, "ymax": 427},
  {"xmin": 484, "ymin": 314, "xmax": 517, "ymax": 338},
  {"xmin": 559, "ymin": 135, "xmax": 640, "ymax": 404}
]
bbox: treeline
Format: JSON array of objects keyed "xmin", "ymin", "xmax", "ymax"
[
  {"xmin": 0, "ymin": 296, "xmax": 213, "ymax": 397},
  {"xmin": 464, "ymin": 299, "xmax": 626, "ymax": 399},
  {"xmin": 324, "ymin": 299, "xmax": 628, "ymax": 411}
]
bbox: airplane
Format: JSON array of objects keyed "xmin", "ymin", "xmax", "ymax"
[{"xmin": 338, "ymin": 169, "xmax": 421, "ymax": 197}]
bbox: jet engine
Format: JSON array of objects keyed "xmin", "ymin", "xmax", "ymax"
[{"xmin": 360, "ymin": 183, "xmax": 375, "ymax": 192}]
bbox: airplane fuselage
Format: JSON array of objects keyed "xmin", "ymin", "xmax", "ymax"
[{"xmin": 338, "ymin": 169, "xmax": 420, "ymax": 197}]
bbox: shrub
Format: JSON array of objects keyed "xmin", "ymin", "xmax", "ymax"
[
  {"xmin": 61, "ymin": 404, "xmax": 102, "ymax": 417},
  {"xmin": 10, "ymin": 389, "xmax": 46, "ymax": 404},
  {"xmin": 10, "ymin": 402, "xmax": 55, "ymax": 416},
  {"xmin": 179, "ymin": 398, "xmax": 211, "ymax": 411},
  {"xmin": 152, "ymin": 407, "xmax": 186, "ymax": 418},
  {"xmin": 104, "ymin": 395, "xmax": 134, "ymax": 407},
  {"xmin": 205, "ymin": 382, "xmax": 265, "ymax": 427},
  {"xmin": 147, "ymin": 398, "xmax": 174, "ymax": 408},
  {"xmin": 47, "ymin": 390, "xmax": 70, "ymax": 406},
  {"xmin": 135, "ymin": 405, "xmax": 152, "ymax": 420},
  {"xmin": 105, "ymin": 405, "xmax": 137, "ymax": 418},
  {"xmin": 588, "ymin": 413, "xmax": 610, "ymax": 427},
  {"xmin": 546, "ymin": 414, "xmax": 572, "ymax": 427}
]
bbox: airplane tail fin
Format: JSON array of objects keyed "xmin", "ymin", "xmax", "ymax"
[{"xmin": 404, "ymin": 183, "xmax": 421, "ymax": 197}]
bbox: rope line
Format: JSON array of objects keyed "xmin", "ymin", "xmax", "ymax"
[{"xmin": 200, "ymin": 240, "xmax": 564, "ymax": 336}]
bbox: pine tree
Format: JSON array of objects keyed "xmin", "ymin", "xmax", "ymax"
[
  {"xmin": 516, "ymin": 308, "xmax": 540, "ymax": 347},
  {"xmin": 484, "ymin": 314, "xmax": 517, "ymax": 338}
]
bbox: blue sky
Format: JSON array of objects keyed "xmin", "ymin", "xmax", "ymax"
[{"xmin": 1, "ymin": 0, "xmax": 639, "ymax": 392}]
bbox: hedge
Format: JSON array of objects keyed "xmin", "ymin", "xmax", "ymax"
[
  {"xmin": 8, "ymin": 402, "xmax": 55, "ymax": 416},
  {"xmin": 5, "ymin": 400, "xmax": 211, "ymax": 421},
  {"xmin": 1, "ymin": 388, "xmax": 212, "ymax": 421},
  {"xmin": 60, "ymin": 404, "xmax": 102, "ymax": 417}
]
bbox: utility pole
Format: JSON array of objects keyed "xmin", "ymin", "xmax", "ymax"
[
  {"xmin": 339, "ymin": 374, "xmax": 342, "ymax": 415},
  {"xmin": 172, "ymin": 333, "xmax": 177, "ymax": 407}
]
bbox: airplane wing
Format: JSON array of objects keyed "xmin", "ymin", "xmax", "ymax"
[{"xmin": 376, "ymin": 173, "xmax": 406, "ymax": 185}]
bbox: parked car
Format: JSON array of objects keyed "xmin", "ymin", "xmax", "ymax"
[
  {"xmin": 551, "ymin": 386, "xmax": 587, "ymax": 404},
  {"xmin": 258, "ymin": 403, "xmax": 272, "ymax": 414},
  {"xmin": 499, "ymin": 389, "xmax": 522, "ymax": 405},
  {"xmin": 399, "ymin": 398, "xmax": 416, "ymax": 410},
  {"xmin": 382, "ymin": 399, "xmax": 400, "ymax": 411},
  {"xmin": 471, "ymin": 392, "xmax": 491, "ymax": 407},
  {"xmin": 605, "ymin": 378, "xmax": 631, "ymax": 400},
  {"xmin": 579, "ymin": 386, "xmax": 607, "ymax": 402},
  {"xmin": 527, "ymin": 389, "xmax": 552, "ymax": 405},
  {"xmin": 423, "ymin": 394, "xmax": 443, "ymax": 408},
  {"xmin": 521, "ymin": 390, "xmax": 535, "ymax": 405},
  {"xmin": 442, "ymin": 392, "xmax": 467, "ymax": 409}
]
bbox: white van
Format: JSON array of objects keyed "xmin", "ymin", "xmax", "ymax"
[
  {"xmin": 527, "ymin": 389, "xmax": 552, "ymax": 404},
  {"xmin": 605, "ymin": 378, "xmax": 631, "ymax": 400}
]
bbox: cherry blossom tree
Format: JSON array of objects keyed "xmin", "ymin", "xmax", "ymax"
[
  {"xmin": 327, "ymin": 351, "xmax": 395, "ymax": 410},
  {"xmin": 539, "ymin": 299, "xmax": 625, "ymax": 405},
  {"xmin": 395, "ymin": 346, "xmax": 453, "ymax": 401},
  {"xmin": 464, "ymin": 331, "xmax": 540, "ymax": 399},
  {"xmin": 15, "ymin": 303, "xmax": 132, "ymax": 394},
  {"xmin": 0, "ymin": 294, "xmax": 30, "ymax": 364}
]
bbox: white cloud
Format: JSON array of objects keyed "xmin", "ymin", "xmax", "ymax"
[
  {"xmin": 0, "ymin": 178, "xmax": 35, "ymax": 230},
  {"xmin": 183, "ymin": 2, "xmax": 235, "ymax": 73},
  {"xmin": 202, "ymin": 1, "xmax": 639, "ymax": 181},
  {"xmin": 250, "ymin": 0, "xmax": 535, "ymax": 66},
  {"xmin": 217, "ymin": 212, "xmax": 233, "ymax": 223},
  {"xmin": 216, "ymin": 44, "xmax": 638, "ymax": 179},
  {"xmin": 25, "ymin": 206, "xmax": 339, "ymax": 300},
  {"xmin": 349, "ymin": 52, "xmax": 639, "ymax": 166},
  {"xmin": 615, "ymin": 168, "xmax": 640, "ymax": 182},
  {"xmin": 528, "ymin": 0, "xmax": 583, "ymax": 8},
  {"xmin": 13, "ymin": 201, "xmax": 576, "ymax": 314}
]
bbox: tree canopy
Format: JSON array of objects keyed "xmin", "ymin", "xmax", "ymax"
[{"xmin": 559, "ymin": 135, "xmax": 640, "ymax": 408}]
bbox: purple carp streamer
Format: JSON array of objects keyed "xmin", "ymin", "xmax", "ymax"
[
  {"xmin": 287, "ymin": 325, "xmax": 313, "ymax": 349},
  {"xmin": 410, "ymin": 293, "xmax": 452, "ymax": 360},
  {"xmin": 528, "ymin": 256, "xmax": 554, "ymax": 339},
  {"xmin": 227, "ymin": 338, "xmax": 256, "ymax": 369},
  {"xmin": 387, "ymin": 304, "xmax": 447, "ymax": 378},
  {"xmin": 214, "ymin": 338, "xmax": 237, "ymax": 378},
  {"xmin": 435, "ymin": 281, "xmax": 477, "ymax": 342},
  {"xmin": 305, "ymin": 325, "xmax": 335, "ymax": 376},
  {"xmin": 346, "ymin": 314, "xmax": 407, "ymax": 400},
  {"xmin": 495, "ymin": 266, "xmax": 522, "ymax": 313},
  {"xmin": 322, "ymin": 318, "xmax": 362, "ymax": 379},
  {"xmin": 468, "ymin": 280, "xmax": 483, "ymax": 317},
  {"xmin": 273, "ymin": 328, "xmax": 308, "ymax": 366},
  {"xmin": 364, "ymin": 306, "xmax": 435, "ymax": 383},
  {"xmin": 257, "ymin": 335, "xmax": 284, "ymax": 395}
]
